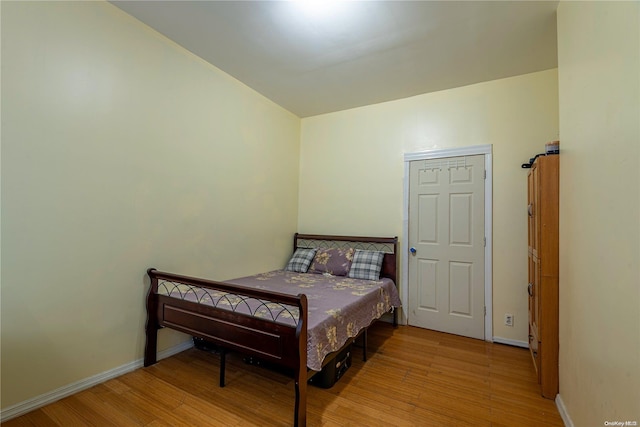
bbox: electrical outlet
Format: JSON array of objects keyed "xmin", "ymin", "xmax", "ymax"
[{"xmin": 504, "ymin": 313, "xmax": 514, "ymax": 327}]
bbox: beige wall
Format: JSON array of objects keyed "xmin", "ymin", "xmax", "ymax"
[
  {"xmin": 299, "ymin": 69, "xmax": 559, "ymax": 342},
  {"xmin": 0, "ymin": 2, "xmax": 300, "ymax": 409},
  {"xmin": 557, "ymin": 2, "xmax": 640, "ymax": 425}
]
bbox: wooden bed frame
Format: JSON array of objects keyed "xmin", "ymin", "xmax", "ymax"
[{"xmin": 144, "ymin": 233, "xmax": 398, "ymax": 427}]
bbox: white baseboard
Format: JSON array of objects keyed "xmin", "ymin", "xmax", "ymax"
[
  {"xmin": 555, "ymin": 393, "xmax": 574, "ymax": 427},
  {"xmin": 492, "ymin": 336, "xmax": 529, "ymax": 348},
  {"xmin": 0, "ymin": 340, "xmax": 194, "ymax": 422}
]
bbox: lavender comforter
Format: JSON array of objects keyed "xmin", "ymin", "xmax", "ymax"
[{"xmin": 157, "ymin": 270, "xmax": 401, "ymax": 371}]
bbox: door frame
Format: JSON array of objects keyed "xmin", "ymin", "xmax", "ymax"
[{"xmin": 402, "ymin": 144, "xmax": 493, "ymax": 341}]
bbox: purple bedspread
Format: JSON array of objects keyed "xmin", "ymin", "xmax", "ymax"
[{"xmin": 157, "ymin": 270, "xmax": 402, "ymax": 371}]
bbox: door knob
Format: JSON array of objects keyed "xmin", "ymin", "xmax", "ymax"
[{"xmin": 410, "ymin": 247, "xmax": 417, "ymax": 255}]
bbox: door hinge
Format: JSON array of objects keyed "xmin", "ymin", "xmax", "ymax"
[
  {"xmin": 484, "ymin": 306, "xmax": 487, "ymax": 316},
  {"xmin": 484, "ymin": 170, "xmax": 487, "ymax": 179},
  {"xmin": 484, "ymin": 237, "xmax": 486, "ymax": 247}
]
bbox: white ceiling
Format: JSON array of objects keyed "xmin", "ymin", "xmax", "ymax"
[{"xmin": 111, "ymin": 1, "xmax": 559, "ymax": 118}]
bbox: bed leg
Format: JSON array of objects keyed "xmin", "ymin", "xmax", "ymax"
[
  {"xmin": 294, "ymin": 368, "xmax": 307, "ymax": 427},
  {"xmin": 219, "ymin": 348, "xmax": 227, "ymax": 387},
  {"xmin": 144, "ymin": 325, "xmax": 158, "ymax": 367},
  {"xmin": 362, "ymin": 329, "xmax": 368, "ymax": 362},
  {"xmin": 144, "ymin": 270, "xmax": 159, "ymax": 367},
  {"xmin": 393, "ymin": 308, "xmax": 398, "ymax": 328}
]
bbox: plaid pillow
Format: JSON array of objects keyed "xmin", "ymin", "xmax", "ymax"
[
  {"xmin": 284, "ymin": 248, "xmax": 317, "ymax": 273},
  {"xmin": 348, "ymin": 249, "xmax": 385, "ymax": 280}
]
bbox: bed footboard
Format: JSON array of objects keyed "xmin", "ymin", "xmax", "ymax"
[{"xmin": 145, "ymin": 268, "xmax": 308, "ymax": 427}]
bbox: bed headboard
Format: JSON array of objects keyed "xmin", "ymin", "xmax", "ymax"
[{"xmin": 293, "ymin": 233, "xmax": 398, "ymax": 284}]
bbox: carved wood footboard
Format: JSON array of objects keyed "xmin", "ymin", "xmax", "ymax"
[{"xmin": 144, "ymin": 268, "xmax": 309, "ymax": 426}]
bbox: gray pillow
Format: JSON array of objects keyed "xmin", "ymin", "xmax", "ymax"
[{"xmin": 308, "ymin": 248, "xmax": 354, "ymax": 276}]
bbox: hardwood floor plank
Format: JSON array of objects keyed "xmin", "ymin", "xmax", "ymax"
[
  {"xmin": 39, "ymin": 400, "xmax": 91, "ymax": 426},
  {"xmin": 415, "ymin": 390, "xmax": 492, "ymax": 426},
  {"xmin": 59, "ymin": 395, "xmax": 120, "ymax": 427},
  {"xmin": 409, "ymin": 404, "xmax": 482, "ymax": 427},
  {"xmin": 99, "ymin": 379, "xmax": 131, "ymax": 395},
  {"xmin": 73, "ymin": 389, "xmax": 141, "ymax": 427},
  {"xmin": 168, "ymin": 402, "xmax": 242, "ymax": 427},
  {"xmin": 26, "ymin": 411, "xmax": 58, "ymax": 427},
  {"xmin": 1, "ymin": 410, "xmax": 57, "ymax": 427},
  {"xmin": 89, "ymin": 388, "xmax": 160, "ymax": 425},
  {"xmin": 2, "ymin": 323, "xmax": 564, "ymax": 426},
  {"xmin": 490, "ymin": 407, "xmax": 565, "ymax": 427}
]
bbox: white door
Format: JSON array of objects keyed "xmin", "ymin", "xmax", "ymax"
[{"xmin": 408, "ymin": 155, "xmax": 485, "ymax": 339}]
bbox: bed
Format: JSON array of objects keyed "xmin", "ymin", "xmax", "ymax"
[{"xmin": 144, "ymin": 233, "xmax": 401, "ymax": 427}]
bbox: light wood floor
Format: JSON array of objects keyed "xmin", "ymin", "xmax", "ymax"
[{"xmin": 3, "ymin": 323, "xmax": 564, "ymax": 426}]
